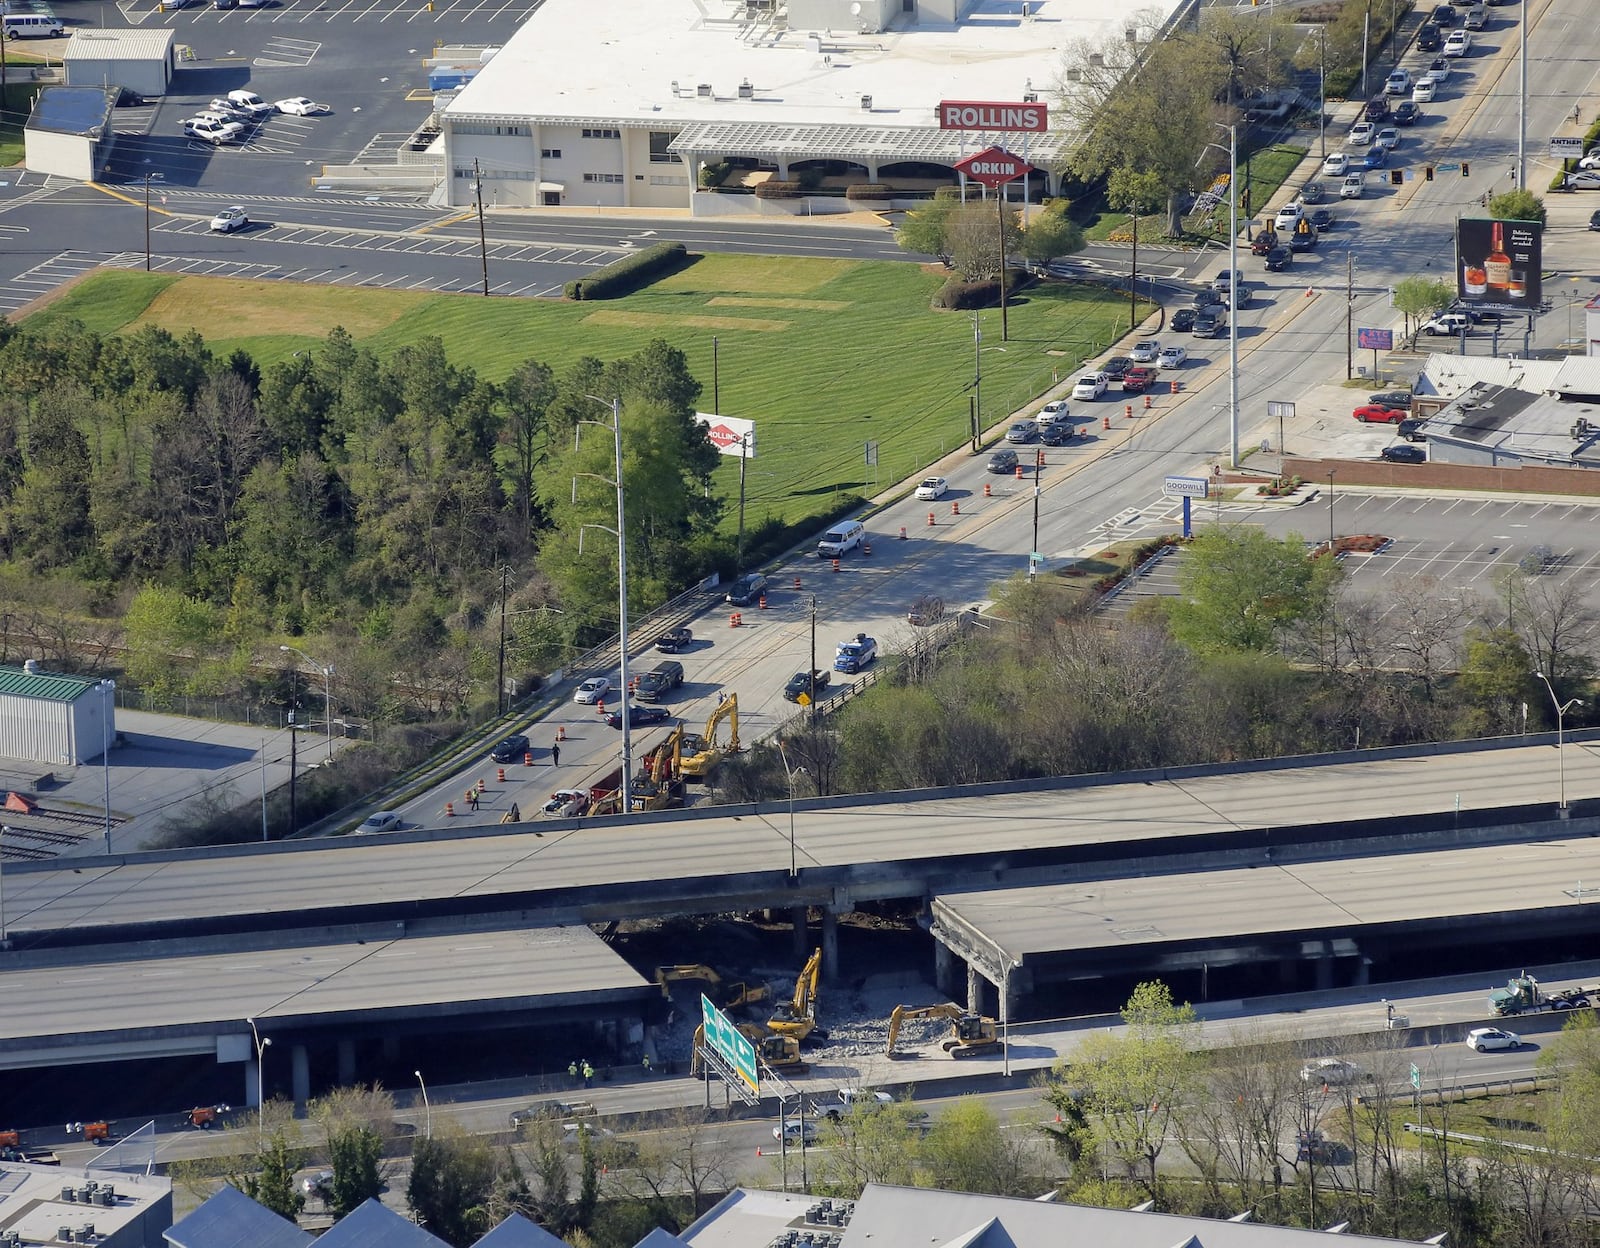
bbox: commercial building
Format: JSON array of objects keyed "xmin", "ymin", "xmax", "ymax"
[
  {"xmin": 23, "ymin": 88, "xmax": 115, "ymax": 183},
  {"xmin": 439, "ymin": 0, "xmax": 1183, "ymax": 212},
  {"xmin": 1414, "ymin": 355, "xmax": 1600, "ymax": 468},
  {"xmin": 0, "ymin": 1160, "xmax": 171, "ymax": 1248},
  {"xmin": 0, "ymin": 663, "xmax": 114, "ymax": 768},
  {"xmin": 63, "ymin": 28, "xmax": 177, "ymax": 100}
]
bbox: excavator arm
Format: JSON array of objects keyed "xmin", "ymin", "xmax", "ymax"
[
  {"xmin": 885, "ymin": 1003, "xmax": 964, "ymax": 1056},
  {"xmin": 767, "ymin": 947, "xmax": 823, "ymax": 1041}
]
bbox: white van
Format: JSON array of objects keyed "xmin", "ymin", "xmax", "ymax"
[
  {"xmin": 3, "ymin": 12, "xmax": 65, "ymax": 36},
  {"xmin": 817, "ymin": 520, "xmax": 865, "ymax": 558}
]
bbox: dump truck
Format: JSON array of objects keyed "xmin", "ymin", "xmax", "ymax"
[
  {"xmin": 1488, "ymin": 974, "xmax": 1598, "ymax": 1017},
  {"xmin": 885, "ymin": 1002, "xmax": 1001, "ymax": 1058}
]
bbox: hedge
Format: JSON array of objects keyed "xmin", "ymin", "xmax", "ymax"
[
  {"xmin": 754, "ymin": 180, "xmax": 803, "ymax": 199},
  {"xmin": 931, "ymin": 279, "xmax": 1001, "ymax": 310},
  {"xmin": 564, "ymin": 242, "xmax": 689, "ymax": 301},
  {"xmin": 844, "ymin": 183, "xmax": 894, "ymax": 201}
]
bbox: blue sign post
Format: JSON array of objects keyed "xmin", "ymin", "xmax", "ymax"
[{"xmin": 1162, "ymin": 476, "xmax": 1209, "ymax": 538}]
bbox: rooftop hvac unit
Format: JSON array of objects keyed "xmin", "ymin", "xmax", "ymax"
[
  {"xmin": 738, "ymin": 79, "xmax": 754, "ymax": 98},
  {"xmin": 697, "ymin": 82, "xmax": 713, "ymax": 96},
  {"xmin": 859, "ymin": 94, "xmax": 872, "ymax": 110},
  {"xmin": 61, "ymin": 1186, "xmax": 76, "ymax": 1202},
  {"xmin": 59, "ymin": 1229, "xmax": 74, "ymax": 1244},
  {"xmin": 97, "ymin": 1190, "xmax": 115, "ymax": 1206},
  {"xmin": 1022, "ymin": 91, "xmax": 1037, "ymax": 102},
  {"xmin": 1088, "ymin": 52, "xmax": 1104, "ymax": 67},
  {"xmin": 1066, "ymin": 67, "xmax": 1082, "ymax": 82},
  {"xmin": 81, "ymin": 1226, "xmax": 97, "ymax": 1241}
]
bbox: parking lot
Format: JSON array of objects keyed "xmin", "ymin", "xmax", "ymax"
[{"xmin": 122, "ymin": 0, "xmax": 541, "ymax": 27}]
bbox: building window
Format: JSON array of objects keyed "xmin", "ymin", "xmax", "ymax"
[
  {"xmin": 648, "ymin": 130, "xmax": 682, "ymax": 164},
  {"xmin": 582, "ymin": 127, "xmax": 621, "ymax": 139},
  {"xmin": 541, "ymin": 148, "xmax": 562, "ymax": 159},
  {"xmin": 583, "ymin": 172, "xmax": 624, "ymax": 184},
  {"xmin": 648, "ymin": 175, "xmax": 691, "ymax": 186}
]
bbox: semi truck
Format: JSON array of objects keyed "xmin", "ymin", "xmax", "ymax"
[{"xmin": 1488, "ymin": 974, "xmax": 1597, "ymax": 1017}]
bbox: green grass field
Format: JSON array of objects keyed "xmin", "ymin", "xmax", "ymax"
[{"xmin": 24, "ymin": 256, "xmax": 1146, "ymax": 531}]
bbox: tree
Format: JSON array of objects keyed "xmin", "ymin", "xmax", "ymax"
[
  {"xmin": 944, "ymin": 200, "xmax": 1023, "ymax": 283},
  {"xmin": 1057, "ymin": 981, "xmax": 1197, "ymax": 1197},
  {"xmin": 1384, "ymin": 574, "xmax": 1478, "ymax": 699},
  {"xmin": 1165, "ymin": 528, "xmax": 1342, "ymax": 654},
  {"xmin": 499, "ymin": 357, "xmax": 556, "ymax": 545},
  {"xmin": 239, "ymin": 1128, "xmax": 306, "ymax": 1222},
  {"xmin": 1458, "ymin": 626, "xmax": 1534, "ymax": 737},
  {"xmin": 920, "ymin": 1097, "xmax": 1042, "ymax": 1196},
  {"xmin": 816, "ymin": 1100, "xmax": 925, "ymax": 1197},
  {"xmin": 1198, "ymin": 7, "xmax": 1295, "ymax": 112},
  {"xmin": 326, "ymin": 1125, "xmax": 384, "ymax": 1218},
  {"xmin": 1486, "ymin": 188, "xmax": 1546, "ymax": 225},
  {"xmin": 895, "ymin": 188, "xmax": 960, "ymax": 267},
  {"xmin": 1393, "ymin": 277, "xmax": 1454, "ymax": 343},
  {"xmin": 1017, "ymin": 201, "xmax": 1086, "ymax": 267},
  {"xmin": 408, "ymin": 1130, "xmax": 500, "ymax": 1247}
]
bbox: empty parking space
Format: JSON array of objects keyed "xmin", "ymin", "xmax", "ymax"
[{"xmin": 154, "ymin": 0, "xmax": 539, "ymax": 24}]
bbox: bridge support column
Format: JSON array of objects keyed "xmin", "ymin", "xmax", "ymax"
[
  {"xmin": 1355, "ymin": 956, "xmax": 1371, "ymax": 987},
  {"xmin": 791, "ymin": 907, "xmax": 809, "ymax": 960},
  {"xmin": 821, "ymin": 907, "xmax": 839, "ymax": 983},
  {"xmin": 382, "ymin": 1035, "xmax": 401, "ymax": 1061},
  {"xmin": 935, "ymin": 941, "xmax": 955, "ymax": 996},
  {"xmin": 1315, "ymin": 954, "xmax": 1334, "ymax": 991},
  {"xmin": 292, "ymin": 1044, "xmax": 311, "ymax": 1112},
  {"xmin": 966, "ymin": 963, "xmax": 983, "ymax": 1015},
  {"xmin": 338, "ymin": 1039, "xmax": 356, "ymax": 1086},
  {"xmin": 244, "ymin": 1059, "xmax": 261, "ymax": 1109}
]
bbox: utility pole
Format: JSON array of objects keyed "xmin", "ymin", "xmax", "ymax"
[
  {"xmin": 474, "ymin": 159, "xmax": 489, "ymax": 296},
  {"xmin": 808, "ymin": 596, "xmax": 818, "ymax": 724},
  {"xmin": 287, "ymin": 706, "xmax": 297, "ymax": 838},
  {"xmin": 1129, "ymin": 200, "xmax": 1139, "ymax": 331},
  {"xmin": 712, "ymin": 336, "xmax": 719, "ymax": 415},
  {"xmin": 1346, "ymin": 254, "xmax": 1354, "ymax": 380},
  {"xmin": 1318, "ymin": 27, "xmax": 1327, "ymax": 160},
  {"xmin": 496, "ymin": 563, "xmax": 509, "ymax": 715},
  {"xmin": 1030, "ymin": 448, "xmax": 1043, "ymax": 580},
  {"xmin": 972, "ymin": 314, "xmax": 983, "ymax": 446},
  {"xmin": 997, "ymin": 185, "xmax": 1010, "ymax": 341},
  {"xmin": 736, "ymin": 432, "xmax": 749, "ymax": 576}
]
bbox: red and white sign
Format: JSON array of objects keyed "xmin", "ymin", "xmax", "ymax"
[
  {"xmin": 953, "ymin": 146, "xmax": 1031, "ymax": 188},
  {"xmin": 694, "ymin": 412, "xmax": 756, "ymax": 459},
  {"xmin": 938, "ymin": 99, "xmax": 1048, "ymax": 133}
]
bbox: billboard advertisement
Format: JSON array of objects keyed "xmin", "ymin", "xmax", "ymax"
[
  {"xmin": 1456, "ymin": 217, "xmax": 1542, "ymax": 312},
  {"xmin": 695, "ymin": 413, "xmax": 755, "ymax": 458}
]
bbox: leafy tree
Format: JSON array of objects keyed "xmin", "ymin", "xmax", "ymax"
[
  {"xmin": 895, "ymin": 187, "xmax": 960, "ymax": 266},
  {"xmin": 1017, "ymin": 202, "xmax": 1086, "ymax": 266},
  {"xmin": 500, "ymin": 357, "xmax": 556, "ymax": 544},
  {"xmin": 326, "ymin": 1125, "xmax": 384, "ymax": 1218},
  {"xmin": 816, "ymin": 1100, "xmax": 924, "ymax": 1197},
  {"xmin": 1198, "ymin": 7, "xmax": 1295, "ymax": 111},
  {"xmin": 239, "ymin": 1128, "xmax": 306, "ymax": 1222},
  {"xmin": 1165, "ymin": 528, "xmax": 1342, "ymax": 654},
  {"xmin": 1486, "ymin": 188, "xmax": 1546, "ymax": 225},
  {"xmin": 1458, "ymin": 626, "xmax": 1533, "ymax": 736},
  {"xmin": 944, "ymin": 200, "xmax": 1023, "ymax": 283},
  {"xmin": 408, "ymin": 1130, "xmax": 499, "ymax": 1247},
  {"xmin": 1393, "ymin": 277, "xmax": 1454, "ymax": 343},
  {"xmin": 921, "ymin": 1097, "xmax": 1042, "ymax": 1196}
]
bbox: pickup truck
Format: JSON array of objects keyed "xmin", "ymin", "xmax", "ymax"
[
  {"xmin": 783, "ymin": 669, "xmax": 831, "ymax": 703},
  {"xmin": 812, "ymin": 1088, "xmax": 929, "ymax": 1127},
  {"xmin": 833, "ymin": 633, "xmax": 878, "ymax": 674}
]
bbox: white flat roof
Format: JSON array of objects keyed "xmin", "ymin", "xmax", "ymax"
[
  {"xmin": 63, "ymin": 27, "xmax": 175, "ymax": 60},
  {"xmin": 448, "ymin": 0, "xmax": 1181, "ymax": 132}
]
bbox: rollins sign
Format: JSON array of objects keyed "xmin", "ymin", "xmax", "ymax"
[{"xmin": 938, "ymin": 100, "xmax": 1048, "ymax": 133}]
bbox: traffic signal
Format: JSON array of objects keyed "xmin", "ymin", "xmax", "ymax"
[
  {"xmin": 1425, "ymin": 165, "xmax": 1434, "ymax": 181},
  {"xmin": 1390, "ymin": 169, "xmax": 1403, "ymax": 186},
  {"xmin": 1462, "ymin": 161, "xmax": 1470, "ymax": 177}
]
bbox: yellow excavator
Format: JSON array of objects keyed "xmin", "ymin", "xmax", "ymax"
[
  {"xmin": 885, "ymin": 1002, "xmax": 1000, "ymax": 1058},
  {"xmin": 654, "ymin": 964, "xmax": 769, "ymax": 1013},
  {"xmin": 679, "ymin": 695, "xmax": 740, "ymax": 778},
  {"xmin": 631, "ymin": 724, "xmax": 686, "ymax": 812},
  {"xmin": 689, "ymin": 1022, "xmax": 807, "ymax": 1076},
  {"xmin": 768, "ymin": 947, "xmax": 823, "ymax": 1042}
]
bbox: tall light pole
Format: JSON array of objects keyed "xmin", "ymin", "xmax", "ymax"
[
  {"xmin": 100, "ymin": 679, "xmax": 114, "ymax": 854},
  {"xmin": 0, "ymin": 823, "xmax": 8, "ymax": 945},
  {"xmin": 142, "ymin": 172, "xmax": 162, "ymax": 272},
  {"xmin": 1534, "ymin": 672, "xmax": 1583, "ymax": 811},
  {"xmin": 1317, "ymin": 27, "xmax": 1327, "ymax": 161},
  {"xmin": 1516, "ymin": 0, "xmax": 1527, "ymax": 190},
  {"xmin": 1208, "ymin": 122, "xmax": 1241, "ymax": 469},
  {"xmin": 246, "ymin": 1017, "xmax": 271, "ymax": 1138},
  {"xmin": 414, "ymin": 1070, "xmax": 433, "ymax": 1136},
  {"xmin": 579, "ymin": 395, "xmax": 631, "ymax": 816},
  {"xmin": 280, "ymin": 645, "xmax": 334, "ymax": 761},
  {"xmin": 777, "ymin": 740, "xmax": 807, "ymax": 880}
]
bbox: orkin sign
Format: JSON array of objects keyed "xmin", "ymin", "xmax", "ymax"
[
  {"xmin": 953, "ymin": 146, "xmax": 1030, "ymax": 188},
  {"xmin": 938, "ymin": 99, "xmax": 1048, "ymax": 132}
]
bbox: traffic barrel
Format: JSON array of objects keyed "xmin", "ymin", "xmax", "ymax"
[
  {"xmin": 524, "ymin": 751, "xmax": 533, "ymax": 766},
  {"xmin": 793, "ymin": 576, "xmax": 802, "ymax": 591},
  {"xmin": 927, "ymin": 512, "xmax": 935, "ymax": 526},
  {"xmin": 1170, "ymin": 380, "xmax": 1179, "ymax": 394},
  {"xmin": 898, "ymin": 526, "xmax": 907, "ymax": 539},
  {"xmin": 1015, "ymin": 464, "xmax": 1023, "ymax": 479},
  {"xmin": 863, "ymin": 542, "xmax": 871, "ymax": 555},
  {"xmin": 832, "ymin": 558, "xmax": 840, "ymax": 574},
  {"xmin": 984, "ymin": 482, "xmax": 992, "ymax": 497},
  {"xmin": 497, "ymin": 767, "xmax": 506, "ymax": 783},
  {"xmin": 1103, "ymin": 415, "xmax": 1111, "ymax": 430},
  {"xmin": 759, "ymin": 593, "xmax": 768, "ymax": 609},
  {"xmin": 1144, "ymin": 394, "xmax": 1152, "ymax": 410},
  {"xmin": 445, "ymin": 802, "xmax": 454, "ymax": 817},
  {"xmin": 1125, "ymin": 404, "xmax": 1133, "ymax": 420},
  {"xmin": 951, "ymin": 501, "xmax": 960, "ymax": 516},
  {"xmin": 556, "ymin": 725, "xmax": 566, "ymax": 742},
  {"xmin": 730, "ymin": 612, "xmax": 741, "ymax": 627}
]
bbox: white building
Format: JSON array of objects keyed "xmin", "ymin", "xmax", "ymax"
[
  {"xmin": 63, "ymin": 28, "xmax": 177, "ymax": 100},
  {"xmin": 439, "ymin": 0, "xmax": 1183, "ymax": 212},
  {"xmin": 0, "ymin": 662, "xmax": 115, "ymax": 767},
  {"xmin": 23, "ymin": 87, "xmax": 115, "ymax": 183},
  {"xmin": 0, "ymin": 1160, "xmax": 171, "ymax": 1248}
]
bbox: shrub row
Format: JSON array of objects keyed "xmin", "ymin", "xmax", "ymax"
[
  {"xmin": 754, "ymin": 180, "xmax": 803, "ymax": 199},
  {"xmin": 564, "ymin": 242, "xmax": 689, "ymax": 301},
  {"xmin": 931, "ymin": 278, "xmax": 1001, "ymax": 310},
  {"xmin": 844, "ymin": 183, "xmax": 894, "ymax": 201}
]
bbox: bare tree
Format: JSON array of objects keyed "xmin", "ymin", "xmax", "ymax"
[
  {"xmin": 1385, "ymin": 575, "xmax": 1479, "ymax": 699},
  {"xmin": 1512, "ymin": 569, "xmax": 1600, "ymax": 694}
]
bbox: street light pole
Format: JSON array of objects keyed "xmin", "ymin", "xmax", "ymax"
[
  {"xmin": 246, "ymin": 1017, "xmax": 271, "ymax": 1139},
  {"xmin": 1227, "ymin": 122, "xmax": 1240, "ymax": 468},
  {"xmin": 415, "ymin": 1070, "xmax": 433, "ymax": 1136},
  {"xmin": 142, "ymin": 173, "xmax": 162, "ymax": 272},
  {"xmin": 580, "ymin": 396, "xmax": 632, "ymax": 816},
  {"xmin": 1534, "ymin": 672, "xmax": 1583, "ymax": 811},
  {"xmin": 777, "ymin": 740, "xmax": 805, "ymax": 880},
  {"xmin": 100, "ymin": 679, "xmax": 114, "ymax": 854},
  {"xmin": 280, "ymin": 645, "xmax": 334, "ymax": 761}
]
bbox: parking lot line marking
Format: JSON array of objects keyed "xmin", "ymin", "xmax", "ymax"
[{"xmin": 88, "ymin": 182, "xmax": 180, "ymax": 216}]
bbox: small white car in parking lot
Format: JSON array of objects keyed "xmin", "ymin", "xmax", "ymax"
[
  {"xmin": 1465, "ymin": 1027, "xmax": 1520, "ymax": 1052},
  {"xmin": 275, "ymin": 96, "xmax": 331, "ymax": 116},
  {"xmin": 184, "ymin": 117, "xmax": 245, "ymax": 144},
  {"xmin": 914, "ymin": 476, "xmax": 948, "ymax": 501},
  {"xmin": 227, "ymin": 89, "xmax": 275, "ymax": 116},
  {"xmin": 210, "ymin": 205, "xmax": 249, "ymax": 233},
  {"xmin": 1071, "ymin": 372, "xmax": 1108, "ymax": 400},
  {"xmin": 1156, "ymin": 345, "xmax": 1187, "ymax": 369}
]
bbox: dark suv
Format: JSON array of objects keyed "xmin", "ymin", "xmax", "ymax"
[
  {"xmin": 725, "ymin": 573, "xmax": 767, "ymax": 606},
  {"xmin": 1418, "ymin": 23, "xmax": 1442, "ymax": 50},
  {"xmin": 636, "ymin": 660, "xmax": 684, "ymax": 701},
  {"xmin": 1364, "ymin": 95, "xmax": 1391, "ymax": 123}
]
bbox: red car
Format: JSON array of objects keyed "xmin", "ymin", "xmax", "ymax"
[
  {"xmin": 1122, "ymin": 366, "xmax": 1157, "ymax": 393},
  {"xmin": 1353, "ymin": 404, "xmax": 1403, "ymax": 424}
]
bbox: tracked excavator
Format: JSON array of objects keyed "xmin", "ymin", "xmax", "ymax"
[
  {"xmin": 689, "ymin": 1022, "xmax": 808, "ymax": 1077},
  {"xmin": 768, "ymin": 947, "xmax": 824, "ymax": 1042},
  {"xmin": 885, "ymin": 1002, "xmax": 1000, "ymax": 1058},
  {"xmin": 654, "ymin": 964, "xmax": 769, "ymax": 1012},
  {"xmin": 679, "ymin": 695, "xmax": 740, "ymax": 778}
]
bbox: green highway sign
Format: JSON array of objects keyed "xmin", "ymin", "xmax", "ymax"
[
  {"xmin": 1410, "ymin": 1063, "xmax": 1422, "ymax": 1090},
  {"xmin": 702, "ymin": 994, "xmax": 758, "ymax": 1094}
]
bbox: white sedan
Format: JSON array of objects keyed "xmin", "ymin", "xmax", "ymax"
[
  {"xmin": 1130, "ymin": 340, "xmax": 1161, "ymax": 363},
  {"xmin": 210, "ymin": 205, "xmax": 249, "ymax": 233},
  {"xmin": 275, "ymin": 97, "xmax": 331, "ymax": 116},
  {"xmin": 1348, "ymin": 121, "xmax": 1375, "ymax": 147},
  {"xmin": 1320, "ymin": 152, "xmax": 1349, "ymax": 177},
  {"xmin": 573, "ymin": 676, "xmax": 611, "ymax": 704},
  {"xmin": 1465, "ymin": 1027, "xmax": 1521, "ymax": 1052},
  {"xmin": 1412, "ymin": 80, "xmax": 1437, "ymax": 103},
  {"xmin": 1157, "ymin": 345, "xmax": 1187, "ymax": 369},
  {"xmin": 356, "ymin": 811, "xmax": 402, "ymax": 833},
  {"xmin": 1071, "ymin": 373, "xmax": 1108, "ymax": 401},
  {"xmin": 914, "ymin": 476, "xmax": 948, "ymax": 501}
]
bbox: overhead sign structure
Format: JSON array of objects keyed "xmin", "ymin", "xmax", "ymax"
[
  {"xmin": 1551, "ymin": 136, "xmax": 1584, "ymax": 159},
  {"xmin": 1456, "ymin": 216, "xmax": 1543, "ymax": 312},
  {"xmin": 701, "ymin": 994, "xmax": 758, "ymax": 1094},
  {"xmin": 695, "ymin": 414, "xmax": 755, "ymax": 459},
  {"xmin": 953, "ymin": 146, "xmax": 1031, "ymax": 188},
  {"xmin": 1356, "ymin": 328, "xmax": 1394, "ymax": 351},
  {"xmin": 937, "ymin": 99, "xmax": 1048, "ymax": 132}
]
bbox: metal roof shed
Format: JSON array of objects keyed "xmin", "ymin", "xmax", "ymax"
[
  {"xmin": 63, "ymin": 27, "xmax": 177, "ymax": 99},
  {"xmin": 0, "ymin": 662, "xmax": 113, "ymax": 766},
  {"xmin": 23, "ymin": 86, "xmax": 116, "ymax": 183}
]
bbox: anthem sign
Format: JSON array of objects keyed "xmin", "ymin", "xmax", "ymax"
[{"xmin": 938, "ymin": 99, "xmax": 1048, "ymax": 133}]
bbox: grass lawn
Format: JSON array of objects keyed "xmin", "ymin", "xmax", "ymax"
[
  {"xmin": 0, "ymin": 81, "xmax": 42, "ymax": 169},
  {"xmin": 25, "ymin": 258, "xmax": 1146, "ymax": 533}
]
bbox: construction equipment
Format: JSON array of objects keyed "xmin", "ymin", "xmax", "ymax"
[
  {"xmin": 588, "ymin": 726, "xmax": 687, "ymax": 816},
  {"xmin": 654, "ymin": 964, "xmax": 769, "ymax": 1012},
  {"xmin": 690, "ymin": 1022, "xmax": 807, "ymax": 1077},
  {"xmin": 679, "ymin": 695, "xmax": 740, "ymax": 778},
  {"xmin": 768, "ymin": 947, "xmax": 823, "ymax": 1042},
  {"xmin": 885, "ymin": 1002, "xmax": 1000, "ymax": 1058},
  {"xmin": 1488, "ymin": 973, "xmax": 1598, "ymax": 1017},
  {"xmin": 178, "ymin": 1105, "xmax": 229, "ymax": 1130}
]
